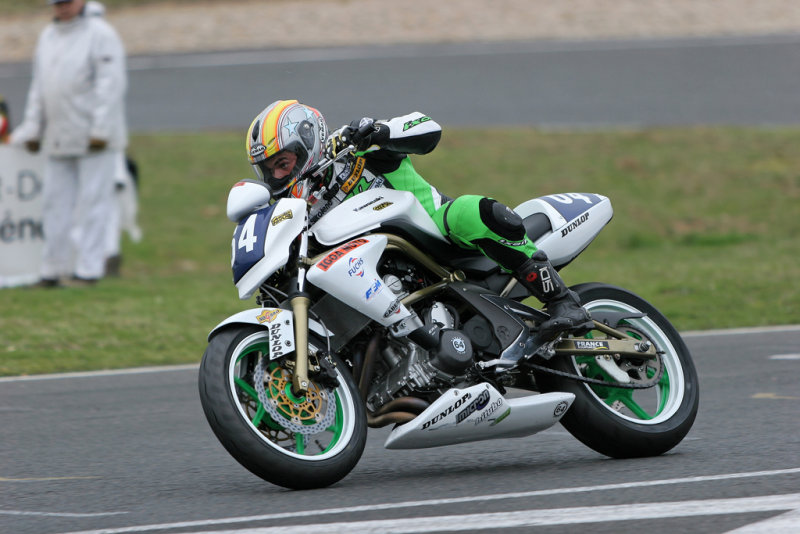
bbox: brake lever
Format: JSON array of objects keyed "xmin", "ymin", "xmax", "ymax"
[{"xmin": 311, "ymin": 145, "xmax": 355, "ymax": 178}]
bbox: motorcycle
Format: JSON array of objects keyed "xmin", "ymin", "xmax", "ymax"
[{"xmin": 198, "ymin": 146, "xmax": 699, "ymax": 490}]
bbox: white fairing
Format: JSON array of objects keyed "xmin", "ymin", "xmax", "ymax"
[
  {"xmin": 306, "ymin": 235, "xmax": 413, "ymax": 327},
  {"xmin": 385, "ymin": 384, "xmax": 575, "ymax": 449},
  {"xmin": 207, "ymin": 308, "xmax": 295, "ymax": 358},
  {"xmin": 312, "ymin": 189, "xmax": 446, "ymax": 246},
  {"xmin": 207, "ymin": 307, "xmax": 330, "ymax": 342},
  {"xmin": 231, "ymin": 198, "xmax": 307, "ymax": 300},
  {"xmin": 515, "ymin": 193, "xmax": 613, "ymax": 267},
  {"xmin": 226, "ymin": 180, "xmax": 272, "ymax": 222}
]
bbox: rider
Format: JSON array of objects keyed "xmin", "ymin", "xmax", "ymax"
[{"xmin": 245, "ymin": 99, "xmax": 592, "ymax": 339}]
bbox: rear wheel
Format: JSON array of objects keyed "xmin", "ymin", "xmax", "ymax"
[
  {"xmin": 533, "ymin": 283, "xmax": 699, "ymax": 458},
  {"xmin": 198, "ymin": 325, "xmax": 366, "ymax": 489}
]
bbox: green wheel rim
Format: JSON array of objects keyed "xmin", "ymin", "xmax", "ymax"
[{"xmin": 228, "ymin": 332, "xmax": 355, "ymax": 460}]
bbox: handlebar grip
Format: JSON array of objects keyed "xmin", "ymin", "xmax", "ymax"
[{"xmin": 356, "ymin": 119, "xmax": 377, "ymax": 138}]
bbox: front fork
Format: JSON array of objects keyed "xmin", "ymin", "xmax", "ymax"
[
  {"xmin": 290, "ymin": 294, "xmax": 311, "ymax": 396},
  {"xmin": 290, "ymin": 230, "xmax": 311, "ymax": 397}
]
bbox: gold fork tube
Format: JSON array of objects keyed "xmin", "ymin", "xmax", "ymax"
[{"xmin": 290, "ymin": 295, "xmax": 311, "ymax": 397}]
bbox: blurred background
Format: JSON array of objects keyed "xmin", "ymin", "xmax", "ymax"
[{"xmin": 1, "ymin": 0, "xmax": 799, "ymax": 375}]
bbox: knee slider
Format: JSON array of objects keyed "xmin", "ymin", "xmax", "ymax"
[{"xmin": 479, "ymin": 198, "xmax": 525, "ymax": 240}]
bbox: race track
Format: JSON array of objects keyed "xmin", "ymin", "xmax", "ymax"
[
  {"xmin": 2, "ymin": 327, "xmax": 799, "ymax": 534},
  {"xmin": 1, "ymin": 35, "xmax": 799, "ymax": 534},
  {"xmin": 2, "ymin": 35, "xmax": 800, "ymax": 130}
]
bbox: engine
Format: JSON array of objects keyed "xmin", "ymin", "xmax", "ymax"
[{"xmin": 365, "ymin": 300, "xmax": 475, "ymax": 413}]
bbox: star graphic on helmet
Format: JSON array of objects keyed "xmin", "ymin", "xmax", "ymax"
[{"xmin": 283, "ymin": 119, "xmax": 300, "ymax": 136}]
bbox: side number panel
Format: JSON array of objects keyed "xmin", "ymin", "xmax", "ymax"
[{"xmin": 231, "ymin": 204, "xmax": 276, "ymax": 284}]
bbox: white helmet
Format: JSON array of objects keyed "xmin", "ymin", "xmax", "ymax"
[{"xmin": 245, "ymin": 99, "xmax": 328, "ymax": 196}]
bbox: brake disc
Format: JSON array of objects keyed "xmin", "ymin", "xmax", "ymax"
[{"xmin": 253, "ymin": 355, "xmax": 336, "ymax": 435}]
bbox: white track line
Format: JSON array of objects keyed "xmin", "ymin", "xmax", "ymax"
[
  {"xmin": 0, "ymin": 510, "xmax": 127, "ymax": 518},
  {"xmin": 184, "ymin": 493, "xmax": 800, "ymax": 533},
  {"xmin": 56, "ymin": 467, "xmax": 800, "ymax": 534}
]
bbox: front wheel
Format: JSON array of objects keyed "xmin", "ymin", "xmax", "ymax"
[
  {"xmin": 532, "ymin": 282, "xmax": 699, "ymax": 458},
  {"xmin": 198, "ymin": 325, "xmax": 367, "ymax": 489}
]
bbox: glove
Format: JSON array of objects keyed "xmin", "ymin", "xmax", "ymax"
[
  {"xmin": 326, "ymin": 118, "xmax": 387, "ymax": 157},
  {"xmin": 88, "ymin": 137, "xmax": 108, "ymax": 152},
  {"xmin": 24, "ymin": 139, "xmax": 41, "ymax": 153}
]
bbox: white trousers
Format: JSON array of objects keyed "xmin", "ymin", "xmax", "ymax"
[{"xmin": 41, "ymin": 151, "xmax": 115, "ymax": 280}]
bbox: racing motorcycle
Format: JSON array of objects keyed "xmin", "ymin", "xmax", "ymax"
[{"xmin": 198, "ymin": 146, "xmax": 699, "ymax": 490}]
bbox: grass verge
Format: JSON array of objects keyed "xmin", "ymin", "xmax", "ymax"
[{"xmin": 1, "ymin": 126, "xmax": 798, "ymax": 376}]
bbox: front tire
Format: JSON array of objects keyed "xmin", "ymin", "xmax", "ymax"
[
  {"xmin": 198, "ymin": 325, "xmax": 367, "ymax": 489},
  {"xmin": 533, "ymin": 283, "xmax": 699, "ymax": 458}
]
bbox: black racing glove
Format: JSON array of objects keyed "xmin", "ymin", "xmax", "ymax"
[{"xmin": 326, "ymin": 118, "xmax": 389, "ymax": 157}]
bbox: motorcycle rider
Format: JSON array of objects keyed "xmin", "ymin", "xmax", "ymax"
[{"xmin": 245, "ymin": 99, "xmax": 592, "ymax": 339}]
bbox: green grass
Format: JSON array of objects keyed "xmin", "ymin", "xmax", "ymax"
[{"xmin": 2, "ymin": 127, "xmax": 799, "ymax": 376}]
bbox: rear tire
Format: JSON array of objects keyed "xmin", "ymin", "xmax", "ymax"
[
  {"xmin": 533, "ymin": 283, "xmax": 699, "ymax": 458},
  {"xmin": 198, "ymin": 325, "xmax": 367, "ymax": 489}
]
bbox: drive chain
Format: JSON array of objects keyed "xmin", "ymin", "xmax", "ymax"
[{"xmin": 524, "ymin": 355, "xmax": 664, "ymax": 390}]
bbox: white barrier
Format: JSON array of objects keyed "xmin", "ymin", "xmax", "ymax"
[{"xmin": 0, "ymin": 145, "xmax": 45, "ymax": 287}]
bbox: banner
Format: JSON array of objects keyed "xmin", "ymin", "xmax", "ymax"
[{"xmin": 0, "ymin": 145, "xmax": 45, "ymax": 287}]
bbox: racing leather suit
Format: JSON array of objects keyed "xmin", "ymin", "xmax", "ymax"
[
  {"xmin": 305, "ymin": 111, "xmax": 592, "ymax": 337},
  {"xmin": 307, "ymin": 112, "xmax": 539, "ymax": 272}
]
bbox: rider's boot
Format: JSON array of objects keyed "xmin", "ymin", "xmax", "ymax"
[{"xmin": 515, "ymin": 250, "xmax": 593, "ymax": 340}]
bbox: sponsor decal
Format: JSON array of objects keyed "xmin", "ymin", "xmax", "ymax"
[
  {"xmin": 372, "ymin": 202, "xmax": 393, "ymax": 211},
  {"xmin": 382, "ymin": 298, "xmax": 401, "ymax": 318},
  {"xmin": 553, "ymin": 401, "xmax": 569, "ymax": 417},
  {"xmin": 561, "ymin": 212, "xmax": 590, "ymax": 237},
  {"xmin": 365, "ymin": 279, "xmax": 383, "ymax": 301},
  {"xmin": 269, "ymin": 322, "xmax": 285, "ymax": 359},
  {"xmin": 499, "ymin": 238, "xmax": 528, "ymax": 247},
  {"xmin": 575, "ymin": 340, "xmax": 610, "ymax": 350},
  {"xmin": 340, "ymin": 157, "xmax": 366, "ymax": 194},
  {"xmin": 256, "ymin": 309, "xmax": 282, "ymax": 324},
  {"xmin": 270, "ymin": 209, "xmax": 293, "ymax": 226},
  {"xmin": 347, "ymin": 257, "xmax": 365, "ymax": 277},
  {"xmin": 422, "ymin": 392, "xmax": 472, "ymax": 429},
  {"xmin": 403, "ymin": 115, "xmax": 432, "ymax": 131},
  {"xmin": 249, "ymin": 144, "xmax": 266, "ymax": 157},
  {"xmin": 316, "ymin": 239, "xmax": 369, "ymax": 271},
  {"xmin": 472, "ymin": 399, "xmax": 504, "ymax": 426},
  {"xmin": 539, "ymin": 265, "xmax": 555, "ymax": 294},
  {"xmin": 233, "ymin": 181, "xmax": 247, "ymax": 188},
  {"xmin": 456, "ymin": 389, "xmax": 491, "ymax": 424},
  {"xmin": 353, "ymin": 196, "xmax": 385, "ymax": 212},
  {"xmin": 452, "ymin": 337, "xmax": 467, "ymax": 354},
  {"xmin": 490, "ymin": 407, "xmax": 512, "ymax": 426}
]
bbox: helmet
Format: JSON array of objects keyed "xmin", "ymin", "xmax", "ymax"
[{"xmin": 245, "ymin": 100, "xmax": 328, "ymax": 196}]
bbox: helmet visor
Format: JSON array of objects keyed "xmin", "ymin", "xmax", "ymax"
[{"xmin": 253, "ymin": 144, "xmax": 308, "ymax": 194}]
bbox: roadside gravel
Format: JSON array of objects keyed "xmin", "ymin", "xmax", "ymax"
[{"xmin": 2, "ymin": 0, "xmax": 800, "ymax": 63}]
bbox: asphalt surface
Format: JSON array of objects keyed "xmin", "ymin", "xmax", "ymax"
[
  {"xmin": 2, "ymin": 35, "xmax": 799, "ymax": 534},
  {"xmin": 1, "ymin": 327, "xmax": 799, "ymax": 534},
  {"xmin": 1, "ymin": 35, "xmax": 800, "ymax": 131}
]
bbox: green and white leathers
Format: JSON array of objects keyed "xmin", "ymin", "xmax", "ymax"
[
  {"xmin": 294, "ymin": 110, "xmax": 591, "ymax": 337},
  {"xmin": 311, "ymin": 112, "xmax": 537, "ymax": 269}
]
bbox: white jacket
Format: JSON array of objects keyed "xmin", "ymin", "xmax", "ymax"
[{"xmin": 12, "ymin": 3, "xmax": 127, "ymax": 156}]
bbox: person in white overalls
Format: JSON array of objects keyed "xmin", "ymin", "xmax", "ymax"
[{"xmin": 10, "ymin": 0, "xmax": 127, "ymax": 286}]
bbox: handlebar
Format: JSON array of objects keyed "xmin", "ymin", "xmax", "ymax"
[{"xmin": 310, "ymin": 144, "xmax": 355, "ymax": 178}]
